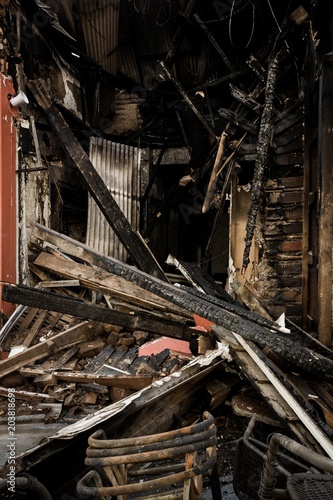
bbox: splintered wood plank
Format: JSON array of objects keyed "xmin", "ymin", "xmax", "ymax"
[
  {"xmin": 33, "ymin": 252, "xmax": 187, "ymax": 315},
  {"xmin": 17, "ymin": 307, "xmax": 40, "ymax": 333},
  {"xmin": 19, "ymin": 368, "xmax": 154, "ymax": 390},
  {"xmin": 22, "ymin": 309, "xmax": 49, "ymax": 347},
  {"xmin": 218, "ymin": 108, "xmax": 259, "ymax": 135},
  {"xmin": 84, "ymin": 346, "xmax": 114, "ymax": 373},
  {"xmin": 52, "ymin": 346, "xmax": 80, "ymax": 370},
  {"xmin": 0, "ymin": 322, "xmax": 100, "ymax": 379}
]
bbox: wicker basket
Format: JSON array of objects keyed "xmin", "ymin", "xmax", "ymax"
[{"xmin": 287, "ymin": 473, "xmax": 333, "ymax": 500}]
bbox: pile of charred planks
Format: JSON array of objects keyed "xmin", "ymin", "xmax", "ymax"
[{"xmin": 1, "ymin": 222, "xmax": 333, "ymax": 464}]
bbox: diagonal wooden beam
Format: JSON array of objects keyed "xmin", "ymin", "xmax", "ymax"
[{"xmin": 26, "ymin": 79, "xmax": 167, "ymax": 282}]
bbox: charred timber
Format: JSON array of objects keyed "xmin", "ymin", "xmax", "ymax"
[
  {"xmin": 26, "ymin": 79, "xmax": 167, "ymax": 282},
  {"xmin": 194, "ymin": 14, "xmax": 235, "ymax": 72},
  {"xmin": 1, "ymin": 283, "xmax": 193, "ymax": 341},
  {"xmin": 242, "ymin": 55, "xmax": 279, "ymax": 270},
  {"xmin": 29, "ymin": 224, "xmax": 333, "ymax": 384}
]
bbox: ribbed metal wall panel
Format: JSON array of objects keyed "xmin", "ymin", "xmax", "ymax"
[
  {"xmin": 78, "ymin": 0, "xmax": 120, "ymax": 76},
  {"xmin": 86, "ymin": 138, "xmax": 141, "ymax": 261}
]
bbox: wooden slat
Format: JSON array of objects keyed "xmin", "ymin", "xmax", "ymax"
[
  {"xmin": 20, "ymin": 367, "xmax": 154, "ymax": 390},
  {"xmin": 32, "ymin": 252, "xmax": 188, "ymax": 315},
  {"xmin": 22, "ymin": 309, "xmax": 49, "ymax": 347},
  {"xmin": 0, "ymin": 322, "xmax": 99, "ymax": 379}
]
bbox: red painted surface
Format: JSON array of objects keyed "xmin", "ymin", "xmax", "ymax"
[
  {"xmin": 0, "ymin": 74, "xmax": 17, "ymax": 317},
  {"xmin": 192, "ymin": 313, "xmax": 215, "ymax": 332},
  {"xmin": 138, "ymin": 336, "xmax": 192, "ymax": 357}
]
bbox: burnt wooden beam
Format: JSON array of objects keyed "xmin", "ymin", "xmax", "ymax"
[
  {"xmin": 0, "ymin": 321, "xmax": 100, "ymax": 379},
  {"xmin": 195, "ymin": 69, "xmax": 249, "ymax": 91},
  {"xmin": 2, "ymin": 282, "xmax": 193, "ymax": 341},
  {"xmin": 217, "ymin": 108, "xmax": 259, "ymax": 135},
  {"xmin": 246, "ymin": 55, "xmax": 267, "ymax": 83},
  {"xmin": 26, "ymin": 79, "xmax": 167, "ymax": 282},
  {"xmin": 28, "ymin": 223, "xmax": 333, "ymax": 384},
  {"xmin": 159, "ymin": 61, "xmax": 219, "ymax": 142},
  {"xmin": 19, "ymin": 367, "xmax": 154, "ymax": 391},
  {"xmin": 229, "ymin": 84, "xmax": 264, "ymax": 114},
  {"xmin": 318, "ymin": 54, "xmax": 333, "ymax": 346},
  {"xmin": 193, "ymin": 13, "xmax": 236, "ymax": 72},
  {"xmin": 242, "ymin": 55, "xmax": 279, "ymax": 270}
]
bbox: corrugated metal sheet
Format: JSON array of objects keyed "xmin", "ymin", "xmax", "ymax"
[
  {"xmin": 86, "ymin": 138, "xmax": 141, "ymax": 262},
  {"xmin": 77, "ymin": 0, "xmax": 120, "ymax": 76}
]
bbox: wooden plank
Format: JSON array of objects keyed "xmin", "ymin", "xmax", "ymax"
[
  {"xmin": 229, "ymin": 83, "xmax": 263, "ymax": 114},
  {"xmin": 217, "ymin": 108, "xmax": 259, "ymax": 135},
  {"xmin": 52, "ymin": 346, "xmax": 79, "ymax": 371},
  {"xmin": 17, "ymin": 307, "xmax": 39, "ymax": 332},
  {"xmin": 0, "ymin": 386, "xmax": 56, "ymax": 402},
  {"xmin": 0, "ymin": 322, "xmax": 99, "ymax": 379},
  {"xmin": 232, "ymin": 332, "xmax": 333, "ymax": 457},
  {"xmin": 26, "ymin": 79, "xmax": 167, "ymax": 282},
  {"xmin": 273, "ymin": 112, "xmax": 303, "ymax": 136},
  {"xmin": 22, "ymin": 309, "xmax": 49, "ymax": 347},
  {"xmin": 265, "ymin": 175, "xmax": 303, "ymax": 191},
  {"xmin": 2, "ymin": 282, "xmax": 193, "ymax": 340},
  {"xmin": 84, "ymin": 346, "xmax": 115, "ymax": 373},
  {"xmin": 32, "ymin": 252, "xmax": 188, "ymax": 315},
  {"xmin": 19, "ymin": 368, "xmax": 154, "ymax": 390},
  {"xmin": 265, "ymin": 207, "xmax": 304, "ymax": 221},
  {"xmin": 266, "ymin": 191, "xmax": 303, "ymax": 204},
  {"xmin": 272, "ymin": 123, "xmax": 304, "ymax": 147},
  {"xmin": 273, "ymin": 152, "xmax": 303, "ymax": 165},
  {"xmin": 264, "ymin": 222, "xmax": 303, "ymax": 236},
  {"xmin": 266, "ymin": 240, "xmax": 303, "ymax": 252}
]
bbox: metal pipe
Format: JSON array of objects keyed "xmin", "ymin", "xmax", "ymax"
[
  {"xmin": 0, "ymin": 475, "xmax": 52, "ymax": 499},
  {"xmin": 259, "ymin": 432, "xmax": 333, "ymax": 499}
]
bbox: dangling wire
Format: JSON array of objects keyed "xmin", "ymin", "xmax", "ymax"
[
  {"xmin": 229, "ymin": 0, "xmax": 256, "ymax": 49},
  {"xmin": 156, "ymin": 0, "xmax": 172, "ymax": 27},
  {"xmin": 229, "ymin": 0, "xmax": 236, "ymax": 47},
  {"xmin": 266, "ymin": 0, "xmax": 301, "ymax": 93},
  {"xmin": 266, "ymin": 0, "xmax": 282, "ymax": 33},
  {"xmin": 245, "ymin": 1, "xmax": 256, "ymax": 48},
  {"xmin": 132, "ymin": 0, "xmax": 150, "ymax": 14}
]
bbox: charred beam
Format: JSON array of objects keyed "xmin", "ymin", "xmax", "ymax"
[
  {"xmin": 242, "ymin": 55, "xmax": 279, "ymax": 270},
  {"xmin": 217, "ymin": 108, "xmax": 259, "ymax": 135},
  {"xmin": 194, "ymin": 14, "xmax": 235, "ymax": 72},
  {"xmin": 159, "ymin": 61, "xmax": 219, "ymax": 141},
  {"xmin": 26, "ymin": 79, "xmax": 167, "ymax": 282},
  {"xmin": 229, "ymin": 84, "xmax": 264, "ymax": 114},
  {"xmin": 1, "ymin": 282, "xmax": 194, "ymax": 341},
  {"xmin": 29, "ymin": 223, "xmax": 333, "ymax": 384}
]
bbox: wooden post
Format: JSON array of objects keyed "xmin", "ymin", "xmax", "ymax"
[
  {"xmin": 318, "ymin": 54, "xmax": 333, "ymax": 346},
  {"xmin": 242, "ymin": 55, "xmax": 279, "ymax": 271}
]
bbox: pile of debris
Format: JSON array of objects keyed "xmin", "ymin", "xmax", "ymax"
[{"xmin": 1, "ymin": 222, "xmax": 333, "ymax": 497}]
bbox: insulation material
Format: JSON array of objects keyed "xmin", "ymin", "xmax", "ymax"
[{"xmin": 86, "ymin": 138, "xmax": 141, "ymax": 262}]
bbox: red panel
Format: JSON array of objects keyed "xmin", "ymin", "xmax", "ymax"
[{"xmin": 0, "ymin": 74, "xmax": 17, "ymax": 318}]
